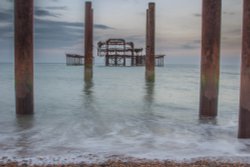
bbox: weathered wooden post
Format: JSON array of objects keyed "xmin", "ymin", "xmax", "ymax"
[
  {"xmin": 145, "ymin": 3, "xmax": 155, "ymax": 82},
  {"xmin": 199, "ymin": 0, "xmax": 221, "ymax": 118},
  {"xmin": 239, "ymin": 0, "xmax": 250, "ymax": 138},
  {"xmin": 15, "ymin": 0, "xmax": 34, "ymax": 115},
  {"xmin": 84, "ymin": 1, "xmax": 93, "ymax": 81}
]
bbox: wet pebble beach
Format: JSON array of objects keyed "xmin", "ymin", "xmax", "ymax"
[
  {"xmin": 1, "ymin": 160, "xmax": 250, "ymax": 167},
  {"xmin": 1, "ymin": 156, "xmax": 250, "ymax": 167}
]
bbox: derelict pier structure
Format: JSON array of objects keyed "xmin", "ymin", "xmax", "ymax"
[
  {"xmin": 97, "ymin": 38, "xmax": 165, "ymax": 67},
  {"xmin": 66, "ymin": 54, "xmax": 85, "ymax": 66}
]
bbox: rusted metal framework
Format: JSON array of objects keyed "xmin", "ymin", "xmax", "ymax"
[
  {"xmin": 97, "ymin": 39, "xmax": 141, "ymax": 66},
  {"xmin": 97, "ymin": 38, "xmax": 164, "ymax": 67},
  {"xmin": 66, "ymin": 54, "xmax": 84, "ymax": 66},
  {"xmin": 155, "ymin": 55, "xmax": 165, "ymax": 66}
]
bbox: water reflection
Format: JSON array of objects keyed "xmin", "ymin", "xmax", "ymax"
[
  {"xmin": 15, "ymin": 115, "xmax": 34, "ymax": 157},
  {"xmin": 83, "ymin": 80, "xmax": 94, "ymax": 97},
  {"xmin": 82, "ymin": 80, "xmax": 110, "ymax": 137},
  {"xmin": 199, "ymin": 116, "xmax": 218, "ymax": 125},
  {"xmin": 83, "ymin": 80, "xmax": 95, "ymax": 111},
  {"xmin": 143, "ymin": 81, "xmax": 155, "ymax": 111},
  {"xmin": 141, "ymin": 80, "xmax": 163, "ymax": 140},
  {"xmin": 198, "ymin": 117, "xmax": 218, "ymax": 141}
]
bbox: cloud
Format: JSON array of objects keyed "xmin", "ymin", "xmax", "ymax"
[
  {"xmin": 223, "ymin": 11, "xmax": 236, "ymax": 15},
  {"xmin": 180, "ymin": 40, "xmax": 200, "ymax": 50},
  {"xmin": 193, "ymin": 11, "xmax": 236, "ymax": 18},
  {"xmin": 0, "ymin": 10, "xmax": 12, "ymax": 21},
  {"xmin": 193, "ymin": 13, "xmax": 201, "ymax": 17},
  {"xmin": 5, "ymin": 0, "xmax": 13, "ymax": 3},
  {"xmin": 0, "ymin": 6, "xmax": 114, "ymax": 50},
  {"xmin": 45, "ymin": 6, "xmax": 67, "ymax": 10},
  {"xmin": 93, "ymin": 24, "xmax": 114, "ymax": 30},
  {"xmin": 0, "ymin": 6, "xmax": 113, "ymax": 36},
  {"xmin": 35, "ymin": 7, "xmax": 61, "ymax": 18}
]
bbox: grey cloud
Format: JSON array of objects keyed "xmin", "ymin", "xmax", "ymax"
[
  {"xmin": 181, "ymin": 44, "xmax": 197, "ymax": 50},
  {"xmin": 193, "ymin": 12, "xmax": 236, "ymax": 18},
  {"xmin": 45, "ymin": 6, "xmax": 67, "ymax": 10},
  {"xmin": 1, "ymin": 18, "xmax": 113, "ymax": 49},
  {"xmin": 0, "ymin": 3, "xmax": 114, "ymax": 49},
  {"xmin": 193, "ymin": 13, "xmax": 201, "ymax": 17},
  {"xmin": 180, "ymin": 40, "xmax": 200, "ymax": 50},
  {"xmin": 191, "ymin": 40, "xmax": 201, "ymax": 44},
  {"xmin": 226, "ymin": 28, "xmax": 241, "ymax": 34},
  {"xmin": 5, "ymin": 0, "xmax": 13, "ymax": 3},
  {"xmin": 223, "ymin": 27, "xmax": 241, "ymax": 35},
  {"xmin": 0, "ymin": 10, "xmax": 12, "ymax": 22},
  {"xmin": 94, "ymin": 24, "xmax": 114, "ymax": 30},
  {"xmin": 223, "ymin": 11, "xmax": 236, "ymax": 16},
  {"xmin": 35, "ymin": 8, "xmax": 61, "ymax": 18}
]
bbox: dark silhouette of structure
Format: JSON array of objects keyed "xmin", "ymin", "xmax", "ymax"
[
  {"xmin": 97, "ymin": 38, "xmax": 164, "ymax": 67},
  {"xmin": 66, "ymin": 54, "xmax": 85, "ymax": 66}
]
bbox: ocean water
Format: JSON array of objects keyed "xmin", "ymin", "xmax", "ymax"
[{"xmin": 0, "ymin": 63, "xmax": 250, "ymax": 164}]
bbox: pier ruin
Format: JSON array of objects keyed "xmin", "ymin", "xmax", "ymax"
[
  {"xmin": 97, "ymin": 38, "xmax": 165, "ymax": 67},
  {"xmin": 66, "ymin": 54, "xmax": 85, "ymax": 66}
]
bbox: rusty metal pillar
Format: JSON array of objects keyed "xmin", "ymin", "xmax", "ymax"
[
  {"xmin": 15, "ymin": 0, "xmax": 34, "ymax": 115},
  {"xmin": 84, "ymin": 1, "xmax": 93, "ymax": 81},
  {"xmin": 145, "ymin": 3, "xmax": 155, "ymax": 82},
  {"xmin": 239, "ymin": 0, "xmax": 250, "ymax": 138},
  {"xmin": 199, "ymin": 0, "xmax": 221, "ymax": 118}
]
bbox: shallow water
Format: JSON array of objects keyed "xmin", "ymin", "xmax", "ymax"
[{"xmin": 0, "ymin": 63, "xmax": 250, "ymax": 164}]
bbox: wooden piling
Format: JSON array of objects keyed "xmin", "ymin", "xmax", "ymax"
[
  {"xmin": 238, "ymin": 0, "xmax": 250, "ymax": 138},
  {"xmin": 199, "ymin": 0, "xmax": 221, "ymax": 118},
  {"xmin": 15, "ymin": 0, "xmax": 34, "ymax": 115},
  {"xmin": 145, "ymin": 3, "xmax": 155, "ymax": 82},
  {"xmin": 84, "ymin": 2, "xmax": 93, "ymax": 81}
]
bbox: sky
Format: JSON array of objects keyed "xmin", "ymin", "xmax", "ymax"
[{"xmin": 0, "ymin": 0, "xmax": 243, "ymax": 64}]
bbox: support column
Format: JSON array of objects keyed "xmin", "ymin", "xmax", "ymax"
[
  {"xmin": 105, "ymin": 56, "xmax": 109, "ymax": 66},
  {"xmin": 131, "ymin": 43, "xmax": 134, "ymax": 66},
  {"xmin": 239, "ymin": 0, "xmax": 250, "ymax": 138},
  {"xmin": 123, "ymin": 57, "xmax": 126, "ymax": 66},
  {"xmin": 199, "ymin": 0, "xmax": 221, "ymax": 118},
  {"xmin": 145, "ymin": 3, "xmax": 155, "ymax": 82},
  {"xmin": 15, "ymin": 0, "xmax": 34, "ymax": 115},
  {"xmin": 84, "ymin": 2, "xmax": 93, "ymax": 81}
]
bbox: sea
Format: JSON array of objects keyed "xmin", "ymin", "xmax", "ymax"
[{"xmin": 1, "ymin": 63, "xmax": 250, "ymax": 164}]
